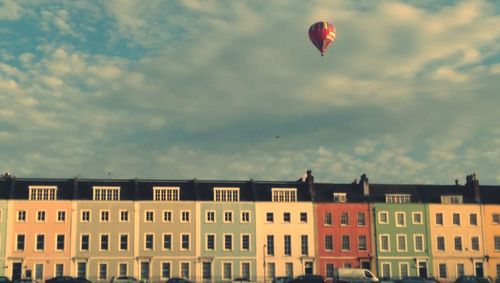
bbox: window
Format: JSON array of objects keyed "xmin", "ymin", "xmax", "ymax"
[
  {"xmin": 119, "ymin": 263, "xmax": 127, "ymax": 277},
  {"xmin": 17, "ymin": 210, "xmax": 26, "ymax": 222},
  {"xmin": 55, "ymin": 264, "xmax": 64, "ymax": 277},
  {"xmin": 437, "ymin": 236, "xmax": 445, "ymax": 251},
  {"xmin": 397, "ymin": 235, "xmax": 407, "ymax": 251},
  {"xmin": 81, "ymin": 234, "xmax": 89, "ymax": 251},
  {"xmin": 29, "ymin": 186, "xmax": 57, "ymax": 200},
  {"xmin": 81, "ymin": 210, "xmax": 90, "ymax": 222},
  {"xmin": 214, "ymin": 187, "xmax": 240, "ymax": 202},
  {"xmin": 494, "ymin": 236, "xmax": 500, "ymax": 251},
  {"xmin": 163, "ymin": 211, "xmax": 172, "ymax": 222},
  {"xmin": 206, "ymin": 234, "xmax": 215, "ymax": 250},
  {"xmin": 357, "ymin": 212, "xmax": 366, "ymax": 226},
  {"xmin": 93, "ymin": 186, "xmax": 120, "ymax": 201},
  {"xmin": 283, "ymin": 212, "xmax": 291, "ymax": 222},
  {"xmin": 266, "ymin": 212, "xmax": 274, "ymax": 223},
  {"xmin": 379, "ymin": 212, "xmax": 389, "ymax": 224},
  {"xmin": 100, "ymin": 234, "xmax": 109, "ymax": 251},
  {"xmin": 145, "ymin": 234, "xmax": 154, "ymax": 250},
  {"xmin": 241, "ymin": 262, "xmax": 251, "ymax": 280},
  {"xmin": 56, "ymin": 234, "xmax": 65, "ymax": 251},
  {"xmin": 206, "ymin": 211, "xmax": 215, "ymax": 223},
  {"xmin": 285, "ymin": 262, "xmax": 293, "ymax": 278},
  {"xmin": 224, "ymin": 211, "xmax": 233, "ymax": 223},
  {"xmin": 359, "ymin": 235, "xmax": 367, "ymax": 251},
  {"xmin": 471, "ymin": 236, "xmax": 479, "ymax": 251},
  {"xmin": 324, "ymin": 212, "xmax": 332, "ymax": 225},
  {"xmin": 325, "ymin": 235, "xmax": 333, "ymax": 251},
  {"xmin": 57, "ymin": 211, "xmax": 66, "ymax": 222},
  {"xmin": 267, "ymin": 263, "xmax": 276, "ymax": 280},
  {"xmin": 380, "ymin": 235, "xmax": 389, "ymax": 251},
  {"xmin": 470, "ymin": 213, "xmax": 478, "ymax": 226},
  {"xmin": 120, "ymin": 210, "xmax": 129, "ymax": 222},
  {"xmin": 153, "ymin": 187, "xmax": 179, "ymax": 201},
  {"xmin": 414, "ymin": 235, "xmax": 424, "ymax": 252},
  {"xmin": 161, "ymin": 262, "xmax": 171, "ymax": 279},
  {"xmin": 267, "ymin": 235, "xmax": 274, "ymax": 256},
  {"xmin": 77, "ymin": 262, "xmax": 87, "ymax": 279},
  {"xmin": 241, "ymin": 211, "xmax": 250, "ymax": 223},
  {"xmin": 180, "ymin": 262, "xmax": 190, "ymax": 279},
  {"xmin": 341, "ymin": 235, "xmax": 350, "ymax": 251},
  {"xmin": 145, "ymin": 211, "xmax": 154, "ymax": 222},
  {"xmin": 381, "ymin": 263, "xmax": 391, "ymax": 278},
  {"xmin": 241, "ymin": 234, "xmax": 250, "ymax": 251},
  {"xmin": 413, "ymin": 212, "xmax": 423, "ymax": 224},
  {"xmin": 272, "ymin": 188, "xmax": 297, "ymax": 202},
  {"xmin": 439, "ymin": 263, "xmax": 447, "ymax": 278},
  {"xmin": 441, "ymin": 195, "xmax": 463, "ymax": 204},
  {"xmin": 16, "ymin": 234, "xmax": 25, "ymax": 251},
  {"xmin": 99, "ymin": 263, "xmax": 107, "ymax": 280},
  {"xmin": 385, "ymin": 194, "xmax": 410, "ymax": 203},
  {"xmin": 454, "ymin": 236, "xmax": 462, "ymax": 251},
  {"xmin": 396, "ymin": 212, "xmax": 405, "ymax": 227},
  {"xmin": 496, "ymin": 264, "xmax": 500, "ymax": 280},
  {"xmin": 223, "ymin": 262, "xmax": 232, "ymax": 280},
  {"xmin": 340, "ymin": 212, "xmax": 349, "ymax": 226},
  {"xmin": 284, "ymin": 235, "xmax": 292, "ymax": 256},
  {"xmin": 36, "ymin": 234, "xmax": 45, "ymax": 251},
  {"xmin": 300, "ymin": 212, "xmax": 307, "ymax": 223},
  {"xmin": 120, "ymin": 234, "xmax": 128, "ymax": 251},
  {"xmin": 37, "ymin": 211, "xmax": 46, "ymax": 222},
  {"xmin": 436, "ymin": 213, "xmax": 444, "ymax": 225},
  {"xmin": 457, "ymin": 263, "xmax": 465, "ymax": 278},
  {"xmin": 181, "ymin": 211, "xmax": 190, "ymax": 223},
  {"xmin": 224, "ymin": 234, "xmax": 233, "ymax": 251},
  {"xmin": 493, "ymin": 214, "xmax": 500, "ymax": 224},
  {"xmin": 453, "ymin": 213, "xmax": 461, "ymax": 225},
  {"xmin": 100, "ymin": 210, "xmax": 110, "ymax": 222},
  {"xmin": 35, "ymin": 263, "xmax": 44, "ymax": 281},
  {"xmin": 163, "ymin": 234, "xmax": 172, "ymax": 250},
  {"xmin": 181, "ymin": 234, "xmax": 190, "ymax": 250},
  {"xmin": 326, "ymin": 264, "xmax": 335, "ymax": 279},
  {"xmin": 301, "ymin": 235, "xmax": 308, "ymax": 255},
  {"xmin": 333, "ymin": 192, "xmax": 347, "ymax": 202},
  {"xmin": 400, "ymin": 263, "xmax": 409, "ymax": 278}
]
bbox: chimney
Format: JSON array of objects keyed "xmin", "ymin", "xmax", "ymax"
[
  {"xmin": 360, "ymin": 173, "xmax": 369, "ymax": 196},
  {"xmin": 305, "ymin": 170, "xmax": 316, "ymax": 201},
  {"xmin": 466, "ymin": 173, "xmax": 480, "ymax": 203}
]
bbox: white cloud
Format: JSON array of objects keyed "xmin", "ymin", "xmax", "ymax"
[{"xmin": 0, "ymin": 0, "xmax": 23, "ymax": 20}]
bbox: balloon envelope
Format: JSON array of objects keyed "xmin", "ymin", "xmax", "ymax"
[{"xmin": 308, "ymin": 21, "xmax": 336, "ymax": 56}]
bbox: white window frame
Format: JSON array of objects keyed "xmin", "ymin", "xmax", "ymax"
[
  {"xmin": 99, "ymin": 233, "xmax": 110, "ymax": 251},
  {"xmin": 100, "ymin": 210, "xmax": 110, "ymax": 223},
  {"xmin": 223, "ymin": 210, "xmax": 233, "ymax": 223},
  {"xmin": 493, "ymin": 213, "xmax": 500, "ymax": 224},
  {"xmin": 214, "ymin": 187, "xmax": 240, "ymax": 202},
  {"xmin": 412, "ymin": 212, "xmax": 423, "ymax": 224},
  {"xmin": 399, "ymin": 262, "xmax": 410, "ymax": 278},
  {"xmin": 54, "ymin": 263, "xmax": 64, "ymax": 277},
  {"xmin": 153, "ymin": 186, "xmax": 180, "ymax": 201},
  {"xmin": 162, "ymin": 233, "xmax": 173, "ymax": 251},
  {"xmin": 452, "ymin": 213, "xmax": 461, "ymax": 226},
  {"xmin": 436, "ymin": 235, "xmax": 446, "ymax": 251},
  {"xmin": 333, "ymin": 192, "xmax": 347, "ymax": 203},
  {"xmin": 180, "ymin": 261, "xmax": 190, "ymax": 280},
  {"xmin": 17, "ymin": 210, "xmax": 27, "ymax": 222},
  {"xmin": 222, "ymin": 261, "xmax": 233, "ymax": 281},
  {"xmin": 118, "ymin": 262, "xmax": 128, "ymax": 277},
  {"xmin": 324, "ymin": 211, "xmax": 333, "ymax": 226},
  {"xmin": 144, "ymin": 233, "xmax": 154, "ymax": 251},
  {"xmin": 325, "ymin": 235, "xmax": 334, "ymax": 251},
  {"xmin": 160, "ymin": 261, "xmax": 172, "ymax": 280},
  {"xmin": 385, "ymin": 194, "xmax": 411, "ymax": 204},
  {"xmin": 441, "ymin": 195, "xmax": 463, "ymax": 204},
  {"xmin": 29, "ymin": 185, "xmax": 57, "ymax": 200},
  {"xmin": 93, "ymin": 186, "xmax": 120, "ymax": 201},
  {"xmin": 35, "ymin": 233, "xmax": 45, "ymax": 251},
  {"xmin": 378, "ymin": 211, "xmax": 389, "ymax": 224},
  {"xmin": 272, "ymin": 188, "xmax": 297, "ymax": 202},
  {"xmin": 240, "ymin": 262, "xmax": 251, "ymax": 281},
  {"xmin": 36, "ymin": 210, "xmax": 46, "ymax": 222},
  {"xmin": 205, "ymin": 233, "xmax": 216, "ymax": 251},
  {"xmin": 241, "ymin": 234, "xmax": 251, "ymax": 251},
  {"xmin": 80, "ymin": 234, "xmax": 90, "ymax": 251},
  {"xmin": 98, "ymin": 262, "xmax": 108, "ymax": 280},
  {"xmin": 380, "ymin": 234, "xmax": 390, "ymax": 252},
  {"xmin": 414, "ymin": 234, "xmax": 424, "ymax": 252},
  {"xmin": 55, "ymin": 234, "xmax": 65, "ymax": 251},
  {"xmin": 240, "ymin": 211, "xmax": 251, "ymax": 223},
  {"xmin": 118, "ymin": 233, "xmax": 129, "ymax": 251},
  {"xmin": 381, "ymin": 262, "xmax": 392, "ymax": 278},
  {"xmin": 56, "ymin": 210, "xmax": 66, "ymax": 222},
  {"xmin": 396, "ymin": 234, "xmax": 407, "ymax": 252},
  {"xmin": 144, "ymin": 210, "xmax": 155, "ymax": 222},
  {"xmin": 15, "ymin": 233, "xmax": 25, "ymax": 251},
  {"xmin": 81, "ymin": 210, "xmax": 91, "ymax": 222},
  {"xmin": 119, "ymin": 210, "xmax": 129, "ymax": 222},
  {"xmin": 395, "ymin": 212, "xmax": 406, "ymax": 227},
  {"xmin": 180, "ymin": 210, "xmax": 190, "ymax": 223},
  {"xmin": 163, "ymin": 210, "xmax": 173, "ymax": 223},
  {"xmin": 180, "ymin": 233, "xmax": 190, "ymax": 251},
  {"xmin": 206, "ymin": 210, "xmax": 216, "ymax": 223},
  {"xmin": 223, "ymin": 233, "xmax": 233, "ymax": 251}
]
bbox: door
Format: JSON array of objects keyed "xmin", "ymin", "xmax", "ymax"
[
  {"xmin": 305, "ymin": 262, "xmax": 314, "ymax": 275},
  {"xmin": 361, "ymin": 260, "xmax": 371, "ymax": 270},
  {"xmin": 77, "ymin": 262, "xmax": 87, "ymax": 278},
  {"xmin": 475, "ymin": 262, "xmax": 484, "ymax": 278},
  {"xmin": 418, "ymin": 262, "xmax": 428, "ymax": 278},
  {"xmin": 12, "ymin": 263, "xmax": 22, "ymax": 281},
  {"xmin": 202, "ymin": 262, "xmax": 212, "ymax": 282},
  {"xmin": 140, "ymin": 261, "xmax": 150, "ymax": 281}
]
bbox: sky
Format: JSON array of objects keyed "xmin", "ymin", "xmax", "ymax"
[{"xmin": 0, "ymin": 0, "xmax": 499, "ymax": 185}]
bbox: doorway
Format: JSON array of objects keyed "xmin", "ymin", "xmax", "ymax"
[
  {"xmin": 12, "ymin": 263, "xmax": 22, "ymax": 281},
  {"xmin": 305, "ymin": 262, "xmax": 313, "ymax": 275},
  {"xmin": 418, "ymin": 262, "xmax": 428, "ymax": 278},
  {"xmin": 475, "ymin": 262, "xmax": 484, "ymax": 278}
]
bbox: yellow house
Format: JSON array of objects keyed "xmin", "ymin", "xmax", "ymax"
[{"xmin": 482, "ymin": 205, "xmax": 500, "ymax": 281}]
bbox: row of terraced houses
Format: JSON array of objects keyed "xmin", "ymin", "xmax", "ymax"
[{"xmin": 0, "ymin": 171, "xmax": 499, "ymax": 283}]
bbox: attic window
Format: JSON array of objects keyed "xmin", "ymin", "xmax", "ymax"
[
  {"xmin": 93, "ymin": 186, "xmax": 120, "ymax": 201},
  {"xmin": 333, "ymin": 192, "xmax": 347, "ymax": 203},
  {"xmin": 441, "ymin": 195, "xmax": 463, "ymax": 204},
  {"xmin": 214, "ymin": 187, "xmax": 240, "ymax": 202},
  {"xmin": 153, "ymin": 187, "xmax": 179, "ymax": 201},
  {"xmin": 272, "ymin": 188, "xmax": 297, "ymax": 202},
  {"xmin": 29, "ymin": 186, "xmax": 57, "ymax": 200},
  {"xmin": 385, "ymin": 194, "xmax": 411, "ymax": 204}
]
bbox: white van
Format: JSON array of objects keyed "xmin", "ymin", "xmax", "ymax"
[{"xmin": 334, "ymin": 268, "xmax": 379, "ymax": 283}]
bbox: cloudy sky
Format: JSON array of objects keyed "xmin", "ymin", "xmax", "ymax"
[{"xmin": 1, "ymin": 0, "xmax": 499, "ymax": 184}]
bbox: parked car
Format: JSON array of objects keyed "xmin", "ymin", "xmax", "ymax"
[
  {"xmin": 398, "ymin": 277, "xmax": 436, "ymax": 283},
  {"xmin": 273, "ymin": 277, "xmax": 293, "ymax": 283},
  {"xmin": 0, "ymin": 277, "xmax": 11, "ymax": 283},
  {"xmin": 165, "ymin": 278, "xmax": 192, "ymax": 283},
  {"xmin": 110, "ymin": 277, "xmax": 140, "ymax": 283},
  {"xmin": 290, "ymin": 275, "xmax": 325, "ymax": 283},
  {"xmin": 379, "ymin": 277, "xmax": 398, "ymax": 283},
  {"xmin": 334, "ymin": 268, "xmax": 379, "ymax": 283},
  {"xmin": 455, "ymin": 276, "xmax": 491, "ymax": 283},
  {"xmin": 233, "ymin": 277, "xmax": 253, "ymax": 282},
  {"xmin": 45, "ymin": 276, "xmax": 77, "ymax": 283},
  {"xmin": 13, "ymin": 279, "xmax": 37, "ymax": 283},
  {"xmin": 72, "ymin": 279, "xmax": 91, "ymax": 283}
]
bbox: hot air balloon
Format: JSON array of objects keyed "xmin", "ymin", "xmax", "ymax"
[{"xmin": 308, "ymin": 21, "xmax": 336, "ymax": 56}]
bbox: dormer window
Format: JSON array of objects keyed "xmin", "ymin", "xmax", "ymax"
[
  {"xmin": 272, "ymin": 188, "xmax": 297, "ymax": 202},
  {"xmin": 29, "ymin": 186, "xmax": 57, "ymax": 200},
  {"xmin": 441, "ymin": 195, "xmax": 463, "ymax": 204},
  {"xmin": 333, "ymin": 193, "xmax": 347, "ymax": 203},
  {"xmin": 93, "ymin": 186, "xmax": 120, "ymax": 201},
  {"xmin": 214, "ymin": 187, "xmax": 240, "ymax": 202},
  {"xmin": 385, "ymin": 194, "xmax": 411, "ymax": 204},
  {"xmin": 153, "ymin": 187, "xmax": 180, "ymax": 201}
]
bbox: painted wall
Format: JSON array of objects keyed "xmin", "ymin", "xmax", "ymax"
[
  {"xmin": 0, "ymin": 201, "xmax": 8, "ymax": 276},
  {"xmin": 482, "ymin": 205, "xmax": 500, "ymax": 281}
]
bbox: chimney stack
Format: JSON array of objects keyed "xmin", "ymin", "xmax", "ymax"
[
  {"xmin": 360, "ymin": 173, "xmax": 369, "ymax": 196},
  {"xmin": 305, "ymin": 170, "xmax": 315, "ymax": 201},
  {"xmin": 466, "ymin": 173, "xmax": 480, "ymax": 203}
]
